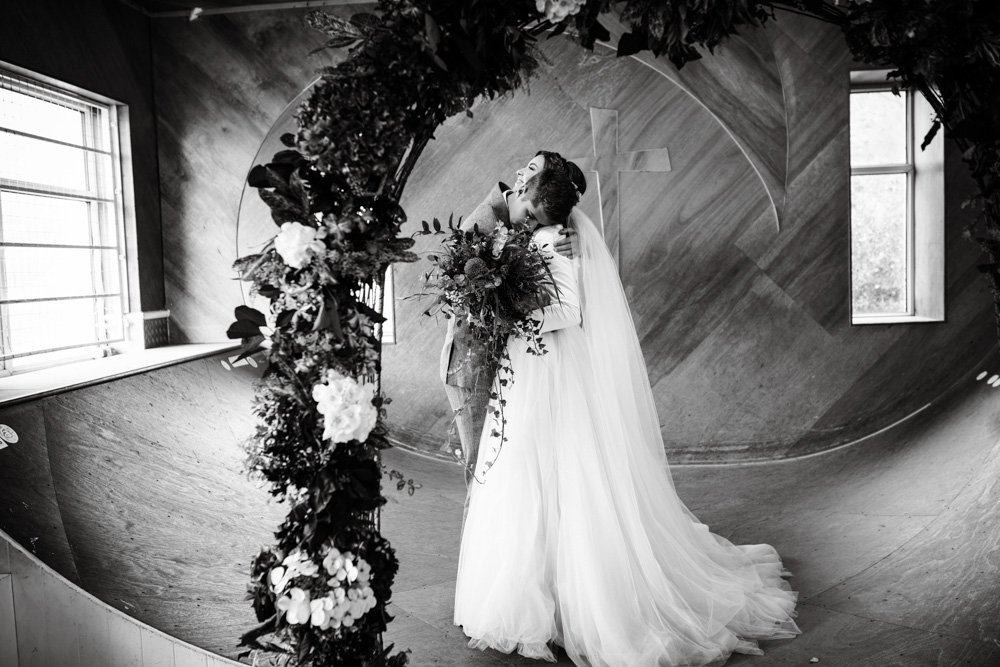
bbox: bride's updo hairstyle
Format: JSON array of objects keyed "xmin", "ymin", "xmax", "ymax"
[
  {"xmin": 529, "ymin": 150, "xmax": 586, "ymax": 224},
  {"xmin": 535, "ymin": 150, "xmax": 587, "ymax": 202}
]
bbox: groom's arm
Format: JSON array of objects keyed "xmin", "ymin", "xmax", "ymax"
[{"xmin": 551, "ymin": 206, "xmax": 585, "ymax": 259}]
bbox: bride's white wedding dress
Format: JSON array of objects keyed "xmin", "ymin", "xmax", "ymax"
[{"xmin": 453, "ymin": 214, "xmax": 800, "ymax": 667}]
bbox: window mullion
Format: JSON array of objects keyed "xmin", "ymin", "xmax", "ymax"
[
  {"xmin": 0, "ymin": 192, "xmax": 10, "ymax": 373},
  {"xmin": 0, "ymin": 126, "xmax": 113, "ymax": 156},
  {"xmin": 0, "ymin": 181, "xmax": 115, "ymax": 203}
]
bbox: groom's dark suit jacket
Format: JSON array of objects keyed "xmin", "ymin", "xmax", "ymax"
[{"xmin": 439, "ymin": 182, "xmax": 511, "ymax": 388}]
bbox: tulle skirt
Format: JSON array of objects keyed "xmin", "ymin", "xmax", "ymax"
[{"xmin": 453, "ymin": 326, "xmax": 800, "ymax": 666}]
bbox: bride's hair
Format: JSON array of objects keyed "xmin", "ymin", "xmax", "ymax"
[{"xmin": 535, "ymin": 150, "xmax": 587, "ymax": 201}]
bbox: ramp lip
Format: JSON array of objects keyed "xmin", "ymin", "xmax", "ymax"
[{"xmin": 0, "ymin": 343, "xmax": 240, "ymax": 407}]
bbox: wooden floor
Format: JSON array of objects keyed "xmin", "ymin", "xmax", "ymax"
[
  {"xmin": 380, "ymin": 365, "xmax": 1000, "ymax": 666},
  {"xmin": 1, "ymin": 351, "xmax": 998, "ymax": 664}
]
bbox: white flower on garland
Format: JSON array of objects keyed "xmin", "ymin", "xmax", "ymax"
[
  {"xmin": 535, "ymin": 0, "xmax": 584, "ymax": 23},
  {"xmin": 274, "ymin": 221, "xmax": 325, "ymax": 269},
  {"xmin": 276, "ymin": 587, "xmax": 312, "ymax": 625},
  {"xmin": 309, "ymin": 594, "xmax": 337, "ymax": 630},
  {"xmin": 312, "ymin": 370, "xmax": 377, "ymax": 444},
  {"xmin": 269, "ymin": 549, "xmax": 320, "ymax": 593}
]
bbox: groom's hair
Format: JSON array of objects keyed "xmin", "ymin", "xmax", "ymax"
[{"xmin": 524, "ymin": 165, "xmax": 579, "ymax": 224}]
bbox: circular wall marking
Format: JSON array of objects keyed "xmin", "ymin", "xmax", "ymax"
[{"xmin": 0, "ymin": 424, "xmax": 18, "ymax": 444}]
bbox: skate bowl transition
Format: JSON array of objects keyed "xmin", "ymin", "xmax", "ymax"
[{"xmin": 0, "ymin": 348, "xmax": 997, "ymax": 664}]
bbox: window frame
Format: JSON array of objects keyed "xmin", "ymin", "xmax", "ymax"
[
  {"xmin": 849, "ymin": 68, "xmax": 945, "ymax": 325},
  {"xmin": 0, "ymin": 61, "xmax": 133, "ymax": 374}
]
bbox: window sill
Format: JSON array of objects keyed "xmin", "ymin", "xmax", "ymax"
[
  {"xmin": 851, "ymin": 314, "xmax": 945, "ymax": 325},
  {"xmin": 0, "ymin": 343, "xmax": 239, "ymax": 406}
]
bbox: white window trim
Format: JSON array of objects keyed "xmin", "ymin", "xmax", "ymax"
[
  {"xmin": 0, "ymin": 59, "xmax": 147, "ymax": 376},
  {"xmin": 849, "ymin": 68, "xmax": 945, "ymax": 325}
]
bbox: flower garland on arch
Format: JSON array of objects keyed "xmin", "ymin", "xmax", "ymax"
[{"xmin": 226, "ymin": 0, "xmax": 1000, "ymax": 664}]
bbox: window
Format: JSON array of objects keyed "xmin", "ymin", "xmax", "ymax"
[
  {"xmin": 849, "ymin": 69, "xmax": 944, "ymax": 324},
  {"xmin": 0, "ymin": 65, "xmax": 129, "ymax": 375},
  {"xmin": 352, "ymin": 265, "xmax": 396, "ymax": 345}
]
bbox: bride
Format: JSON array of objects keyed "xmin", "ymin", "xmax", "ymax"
[{"xmin": 453, "ymin": 152, "xmax": 800, "ymax": 666}]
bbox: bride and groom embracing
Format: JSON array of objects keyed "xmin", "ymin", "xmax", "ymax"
[{"xmin": 440, "ymin": 151, "xmax": 801, "ymax": 666}]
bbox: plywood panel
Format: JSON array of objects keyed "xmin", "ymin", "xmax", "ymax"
[
  {"xmin": 0, "ymin": 575, "xmax": 18, "ymax": 667},
  {"xmin": 10, "ymin": 546, "xmax": 46, "ymax": 667},
  {"xmin": 171, "ymin": 644, "xmax": 208, "ymax": 667},
  {"xmin": 106, "ymin": 612, "xmax": 143, "ymax": 667},
  {"xmin": 140, "ymin": 629, "xmax": 175, "ymax": 667},
  {"xmin": 41, "ymin": 362, "xmax": 280, "ymax": 656},
  {"xmin": 74, "ymin": 587, "xmax": 111, "ymax": 667},
  {"xmin": 0, "ymin": 403, "xmax": 79, "ymax": 582},
  {"xmin": 153, "ymin": 9, "xmax": 337, "ymax": 342}
]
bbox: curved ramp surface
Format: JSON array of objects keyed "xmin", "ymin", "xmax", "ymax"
[
  {"xmin": 0, "ymin": 353, "xmax": 282, "ymax": 659},
  {"xmin": 379, "ymin": 365, "xmax": 1000, "ymax": 665},
  {"xmin": 1, "ymin": 351, "xmax": 998, "ymax": 664}
]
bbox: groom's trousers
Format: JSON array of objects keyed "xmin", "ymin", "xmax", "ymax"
[{"xmin": 443, "ymin": 377, "xmax": 491, "ymax": 487}]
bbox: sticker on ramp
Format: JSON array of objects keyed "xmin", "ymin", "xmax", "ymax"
[{"xmin": 0, "ymin": 423, "xmax": 18, "ymax": 449}]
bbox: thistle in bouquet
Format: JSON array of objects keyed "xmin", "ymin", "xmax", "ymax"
[{"xmin": 415, "ymin": 216, "xmax": 560, "ymax": 478}]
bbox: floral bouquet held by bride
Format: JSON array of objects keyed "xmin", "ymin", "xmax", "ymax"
[{"xmin": 415, "ymin": 217, "xmax": 560, "ymax": 473}]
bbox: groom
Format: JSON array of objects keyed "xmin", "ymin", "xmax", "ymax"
[{"xmin": 440, "ymin": 174, "xmax": 574, "ymax": 485}]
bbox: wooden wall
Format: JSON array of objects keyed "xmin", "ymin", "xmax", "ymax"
[
  {"xmin": 152, "ymin": 8, "xmax": 335, "ymax": 342},
  {"xmin": 154, "ymin": 8, "xmax": 989, "ymax": 461},
  {"xmin": 0, "ymin": 0, "xmax": 165, "ymax": 313}
]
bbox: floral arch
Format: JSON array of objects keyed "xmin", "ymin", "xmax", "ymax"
[{"xmin": 225, "ymin": 1, "xmax": 1000, "ymax": 664}]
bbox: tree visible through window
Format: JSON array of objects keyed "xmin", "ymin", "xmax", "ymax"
[
  {"xmin": 0, "ymin": 67, "xmax": 127, "ymax": 374},
  {"xmin": 850, "ymin": 70, "xmax": 944, "ymax": 324},
  {"xmin": 850, "ymin": 86, "xmax": 911, "ymax": 315}
]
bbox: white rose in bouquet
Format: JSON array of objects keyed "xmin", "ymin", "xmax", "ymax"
[
  {"xmin": 312, "ymin": 370, "xmax": 378, "ymax": 444},
  {"xmin": 491, "ymin": 226, "xmax": 510, "ymax": 258},
  {"xmin": 274, "ymin": 221, "xmax": 325, "ymax": 269},
  {"xmin": 535, "ymin": 0, "xmax": 585, "ymax": 23}
]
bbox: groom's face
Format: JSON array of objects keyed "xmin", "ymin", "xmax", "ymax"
[{"xmin": 508, "ymin": 186, "xmax": 553, "ymax": 228}]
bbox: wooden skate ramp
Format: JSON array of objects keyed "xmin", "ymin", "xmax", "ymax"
[
  {"xmin": 0, "ymin": 350, "xmax": 998, "ymax": 664},
  {"xmin": 0, "ymin": 352, "xmax": 282, "ymax": 659},
  {"xmin": 379, "ymin": 361, "xmax": 1000, "ymax": 665}
]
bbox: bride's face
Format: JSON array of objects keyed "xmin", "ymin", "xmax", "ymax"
[{"xmin": 513, "ymin": 155, "xmax": 545, "ymax": 192}]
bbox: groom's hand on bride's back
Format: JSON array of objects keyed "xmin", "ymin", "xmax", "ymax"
[{"xmin": 553, "ymin": 227, "xmax": 575, "ymax": 259}]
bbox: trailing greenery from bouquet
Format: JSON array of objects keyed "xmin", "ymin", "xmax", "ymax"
[
  {"xmin": 225, "ymin": 0, "xmax": 999, "ymax": 663},
  {"xmin": 413, "ymin": 217, "xmax": 559, "ymax": 481}
]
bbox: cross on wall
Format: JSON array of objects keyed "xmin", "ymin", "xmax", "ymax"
[{"xmin": 570, "ymin": 108, "xmax": 672, "ymax": 268}]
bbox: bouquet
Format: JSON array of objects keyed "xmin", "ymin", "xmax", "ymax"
[{"xmin": 415, "ymin": 217, "xmax": 560, "ymax": 472}]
